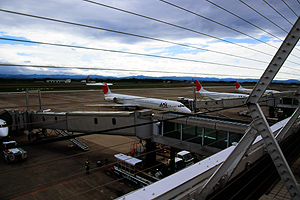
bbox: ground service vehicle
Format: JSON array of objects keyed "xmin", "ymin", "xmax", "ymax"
[
  {"xmin": 166, "ymin": 157, "xmax": 185, "ymax": 172},
  {"xmin": 113, "ymin": 153, "xmax": 162, "ymax": 186},
  {"xmin": 176, "ymin": 150, "xmax": 194, "ymax": 166},
  {"xmin": 113, "ymin": 153, "xmax": 187, "ymax": 186},
  {"xmin": 1, "ymin": 141, "xmax": 27, "ymax": 164}
]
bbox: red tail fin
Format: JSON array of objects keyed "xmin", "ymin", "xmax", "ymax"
[
  {"xmin": 235, "ymin": 81, "xmax": 241, "ymax": 89},
  {"xmin": 102, "ymin": 83, "xmax": 109, "ymax": 94},
  {"xmin": 195, "ymin": 80, "xmax": 201, "ymax": 91},
  {"xmin": 86, "ymin": 83, "xmax": 111, "ymax": 94}
]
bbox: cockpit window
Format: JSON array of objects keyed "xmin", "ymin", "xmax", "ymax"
[{"xmin": 178, "ymin": 104, "xmax": 185, "ymax": 107}]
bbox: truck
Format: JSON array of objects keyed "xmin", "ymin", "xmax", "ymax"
[
  {"xmin": 1, "ymin": 141, "xmax": 27, "ymax": 164},
  {"xmin": 165, "ymin": 157, "xmax": 185, "ymax": 172},
  {"xmin": 157, "ymin": 145, "xmax": 195, "ymax": 167},
  {"xmin": 176, "ymin": 150, "xmax": 194, "ymax": 166}
]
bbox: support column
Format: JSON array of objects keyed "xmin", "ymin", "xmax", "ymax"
[
  {"xmin": 169, "ymin": 147, "xmax": 176, "ymax": 174},
  {"xmin": 193, "ymin": 86, "xmax": 197, "ymax": 113},
  {"xmin": 248, "ymin": 103, "xmax": 300, "ymax": 199},
  {"xmin": 38, "ymin": 88, "xmax": 42, "ymax": 111},
  {"xmin": 26, "ymin": 89, "xmax": 29, "ymax": 111},
  {"xmin": 145, "ymin": 139, "xmax": 156, "ymax": 168}
]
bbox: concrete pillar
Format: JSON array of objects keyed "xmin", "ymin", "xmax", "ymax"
[
  {"xmin": 169, "ymin": 147, "xmax": 176, "ymax": 174},
  {"xmin": 145, "ymin": 139, "xmax": 156, "ymax": 167}
]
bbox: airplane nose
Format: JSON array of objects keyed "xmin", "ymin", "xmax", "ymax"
[
  {"xmin": 0, "ymin": 127, "xmax": 8, "ymax": 138},
  {"xmin": 183, "ymin": 108, "xmax": 192, "ymax": 113}
]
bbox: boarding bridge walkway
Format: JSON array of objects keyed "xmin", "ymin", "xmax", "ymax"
[
  {"xmin": 2, "ymin": 108, "xmax": 254, "ymax": 157},
  {"xmin": 180, "ymin": 90, "xmax": 299, "ymax": 110}
]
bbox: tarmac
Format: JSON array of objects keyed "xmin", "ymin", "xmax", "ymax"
[
  {"xmin": 0, "ymin": 133, "xmax": 140, "ymax": 200},
  {"xmin": 1, "ymin": 87, "xmax": 190, "ymax": 200}
]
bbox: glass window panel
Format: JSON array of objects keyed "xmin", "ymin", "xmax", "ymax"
[
  {"xmin": 204, "ymin": 128, "xmax": 217, "ymax": 146},
  {"xmin": 294, "ymin": 98, "xmax": 299, "ymax": 105},
  {"xmin": 190, "ymin": 126, "xmax": 203, "ymax": 144},
  {"xmin": 215, "ymin": 130, "xmax": 228, "ymax": 149},
  {"xmin": 164, "ymin": 121, "xmax": 181, "ymax": 140},
  {"xmin": 182, "ymin": 124, "xmax": 196, "ymax": 141}
]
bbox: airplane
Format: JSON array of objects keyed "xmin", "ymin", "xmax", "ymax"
[
  {"xmin": 195, "ymin": 80, "xmax": 248, "ymax": 100},
  {"xmin": 0, "ymin": 119, "xmax": 9, "ymax": 138},
  {"xmin": 86, "ymin": 83, "xmax": 192, "ymax": 113},
  {"xmin": 235, "ymin": 81, "xmax": 280, "ymax": 94}
]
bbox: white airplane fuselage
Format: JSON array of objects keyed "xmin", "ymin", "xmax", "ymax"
[
  {"xmin": 236, "ymin": 87, "xmax": 253, "ymax": 94},
  {"xmin": 198, "ymin": 90, "xmax": 248, "ymax": 100},
  {"xmin": 196, "ymin": 80, "xmax": 248, "ymax": 100},
  {"xmin": 235, "ymin": 81, "xmax": 280, "ymax": 94},
  {"xmin": 237, "ymin": 88, "xmax": 280, "ymax": 95},
  {"xmin": 0, "ymin": 119, "xmax": 8, "ymax": 138},
  {"xmin": 104, "ymin": 93, "xmax": 191, "ymax": 113}
]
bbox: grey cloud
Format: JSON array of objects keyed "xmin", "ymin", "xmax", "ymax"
[{"xmin": 1, "ymin": 0, "xmax": 299, "ymax": 44}]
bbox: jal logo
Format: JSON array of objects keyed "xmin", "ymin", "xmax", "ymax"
[{"xmin": 159, "ymin": 102, "xmax": 168, "ymax": 108}]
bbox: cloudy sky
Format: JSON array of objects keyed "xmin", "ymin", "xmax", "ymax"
[{"xmin": 0, "ymin": 0, "xmax": 299, "ymax": 80}]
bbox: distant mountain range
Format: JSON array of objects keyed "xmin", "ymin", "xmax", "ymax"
[{"xmin": 0, "ymin": 74, "xmax": 299, "ymax": 84}]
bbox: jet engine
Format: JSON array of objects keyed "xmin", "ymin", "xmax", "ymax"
[{"xmin": 104, "ymin": 96, "xmax": 118, "ymax": 103}]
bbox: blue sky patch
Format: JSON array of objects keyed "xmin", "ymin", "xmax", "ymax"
[
  {"xmin": 0, "ymin": 33, "xmax": 37, "ymax": 46},
  {"xmin": 17, "ymin": 52, "xmax": 32, "ymax": 56},
  {"xmin": 147, "ymin": 45, "xmax": 206, "ymax": 57},
  {"xmin": 222, "ymin": 35, "xmax": 273, "ymax": 45}
]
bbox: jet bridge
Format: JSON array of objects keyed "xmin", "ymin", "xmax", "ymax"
[
  {"xmin": 179, "ymin": 90, "xmax": 299, "ymax": 118},
  {"xmin": 1, "ymin": 109, "xmax": 140, "ymax": 136},
  {"xmin": 3, "ymin": 108, "xmax": 250, "ymax": 155},
  {"xmin": 1, "ymin": 109, "xmax": 141, "ymax": 151},
  {"xmin": 30, "ymin": 110, "xmax": 137, "ymax": 135}
]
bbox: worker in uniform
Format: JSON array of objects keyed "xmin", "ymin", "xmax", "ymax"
[{"xmin": 85, "ymin": 158, "xmax": 90, "ymax": 174}]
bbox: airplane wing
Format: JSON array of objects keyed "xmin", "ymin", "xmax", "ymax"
[{"xmin": 84, "ymin": 103, "xmax": 139, "ymax": 107}]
